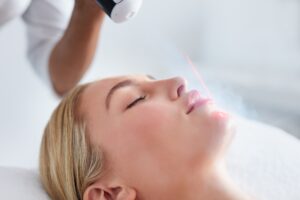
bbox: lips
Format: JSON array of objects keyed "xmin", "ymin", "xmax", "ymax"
[{"xmin": 186, "ymin": 90, "xmax": 213, "ymax": 114}]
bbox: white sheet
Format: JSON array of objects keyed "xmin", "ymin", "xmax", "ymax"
[
  {"xmin": 0, "ymin": 167, "xmax": 49, "ymax": 200},
  {"xmin": 227, "ymin": 117, "xmax": 300, "ymax": 200}
]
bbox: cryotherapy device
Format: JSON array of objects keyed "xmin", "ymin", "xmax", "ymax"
[{"xmin": 96, "ymin": 0, "xmax": 143, "ymax": 23}]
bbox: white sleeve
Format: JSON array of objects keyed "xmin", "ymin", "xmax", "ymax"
[{"xmin": 22, "ymin": 0, "xmax": 74, "ymax": 95}]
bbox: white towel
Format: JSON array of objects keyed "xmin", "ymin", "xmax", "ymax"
[{"xmin": 227, "ymin": 118, "xmax": 300, "ymax": 200}]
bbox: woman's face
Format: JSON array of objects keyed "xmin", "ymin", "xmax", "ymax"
[{"xmin": 80, "ymin": 75, "xmax": 235, "ymax": 196}]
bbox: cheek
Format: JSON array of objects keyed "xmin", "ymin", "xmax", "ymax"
[
  {"xmin": 119, "ymin": 104, "xmax": 178, "ymax": 154},
  {"xmin": 109, "ymin": 104, "xmax": 180, "ymax": 168},
  {"xmin": 126, "ymin": 105, "xmax": 171, "ymax": 134}
]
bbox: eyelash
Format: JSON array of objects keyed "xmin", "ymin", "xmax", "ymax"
[{"xmin": 126, "ymin": 95, "xmax": 146, "ymax": 109}]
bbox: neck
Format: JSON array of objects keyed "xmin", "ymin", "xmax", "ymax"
[{"xmin": 172, "ymin": 163, "xmax": 253, "ymax": 200}]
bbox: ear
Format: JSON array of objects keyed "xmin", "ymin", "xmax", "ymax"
[
  {"xmin": 83, "ymin": 183, "xmax": 136, "ymax": 200},
  {"xmin": 110, "ymin": 186, "xmax": 137, "ymax": 200}
]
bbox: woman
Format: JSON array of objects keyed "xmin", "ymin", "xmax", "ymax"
[{"xmin": 40, "ymin": 74, "xmax": 254, "ymax": 200}]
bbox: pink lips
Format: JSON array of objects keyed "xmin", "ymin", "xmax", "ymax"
[{"xmin": 186, "ymin": 90, "xmax": 213, "ymax": 114}]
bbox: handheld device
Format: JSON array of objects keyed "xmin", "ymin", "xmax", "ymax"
[{"xmin": 96, "ymin": 0, "xmax": 143, "ymax": 23}]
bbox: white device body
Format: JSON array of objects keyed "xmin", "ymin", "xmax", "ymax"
[{"xmin": 96, "ymin": 0, "xmax": 143, "ymax": 23}]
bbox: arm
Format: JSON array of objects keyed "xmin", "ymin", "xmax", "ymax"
[
  {"xmin": 49, "ymin": 1, "xmax": 105, "ymax": 96},
  {"xmin": 23, "ymin": 0, "xmax": 105, "ymax": 97}
]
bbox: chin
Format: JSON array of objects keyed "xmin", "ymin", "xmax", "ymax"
[{"xmin": 209, "ymin": 110, "xmax": 237, "ymax": 153}]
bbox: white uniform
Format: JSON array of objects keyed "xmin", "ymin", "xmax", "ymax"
[{"xmin": 0, "ymin": 0, "xmax": 74, "ymax": 92}]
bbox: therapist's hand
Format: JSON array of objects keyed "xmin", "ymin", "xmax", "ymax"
[{"xmin": 49, "ymin": 0, "xmax": 105, "ymax": 96}]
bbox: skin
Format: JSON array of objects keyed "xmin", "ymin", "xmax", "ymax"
[
  {"xmin": 80, "ymin": 75, "xmax": 251, "ymax": 200},
  {"xmin": 49, "ymin": 0, "xmax": 105, "ymax": 96}
]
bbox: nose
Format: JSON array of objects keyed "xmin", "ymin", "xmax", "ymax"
[{"xmin": 151, "ymin": 77, "xmax": 187, "ymax": 101}]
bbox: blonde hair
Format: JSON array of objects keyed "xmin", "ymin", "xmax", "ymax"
[{"xmin": 39, "ymin": 84, "xmax": 104, "ymax": 200}]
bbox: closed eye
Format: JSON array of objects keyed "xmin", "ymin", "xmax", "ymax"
[{"xmin": 126, "ymin": 96, "xmax": 146, "ymax": 109}]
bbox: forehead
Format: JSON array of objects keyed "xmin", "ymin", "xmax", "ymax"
[
  {"xmin": 80, "ymin": 74, "xmax": 150, "ymax": 118},
  {"xmin": 84, "ymin": 75, "xmax": 149, "ymax": 102},
  {"xmin": 79, "ymin": 75, "xmax": 152, "ymax": 136},
  {"xmin": 82, "ymin": 75, "xmax": 126, "ymax": 111}
]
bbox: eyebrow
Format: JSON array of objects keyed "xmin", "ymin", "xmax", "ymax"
[{"xmin": 105, "ymin": 75, "xmax": 156, "ymax": 110}]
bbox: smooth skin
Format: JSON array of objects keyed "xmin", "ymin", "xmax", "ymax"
[
  {"xmin": 77, "ymin": 75, "xmax": 253, "ymax": 200},
  {"xmin": 49, "ymin": 0, "xmax": 105, "ymax": 96}
]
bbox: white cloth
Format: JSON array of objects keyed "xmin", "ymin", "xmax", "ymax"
[
  {"xmin": 0, "ymin": 167, "xmax": 50, "ymax": 200},
  {"xmin": 0, "ymin": 0, "xmax": 74, "ymax": 94},
  {"xmin": 227, "ymin": 117, "xmax": 300, "ymax": 200}
]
